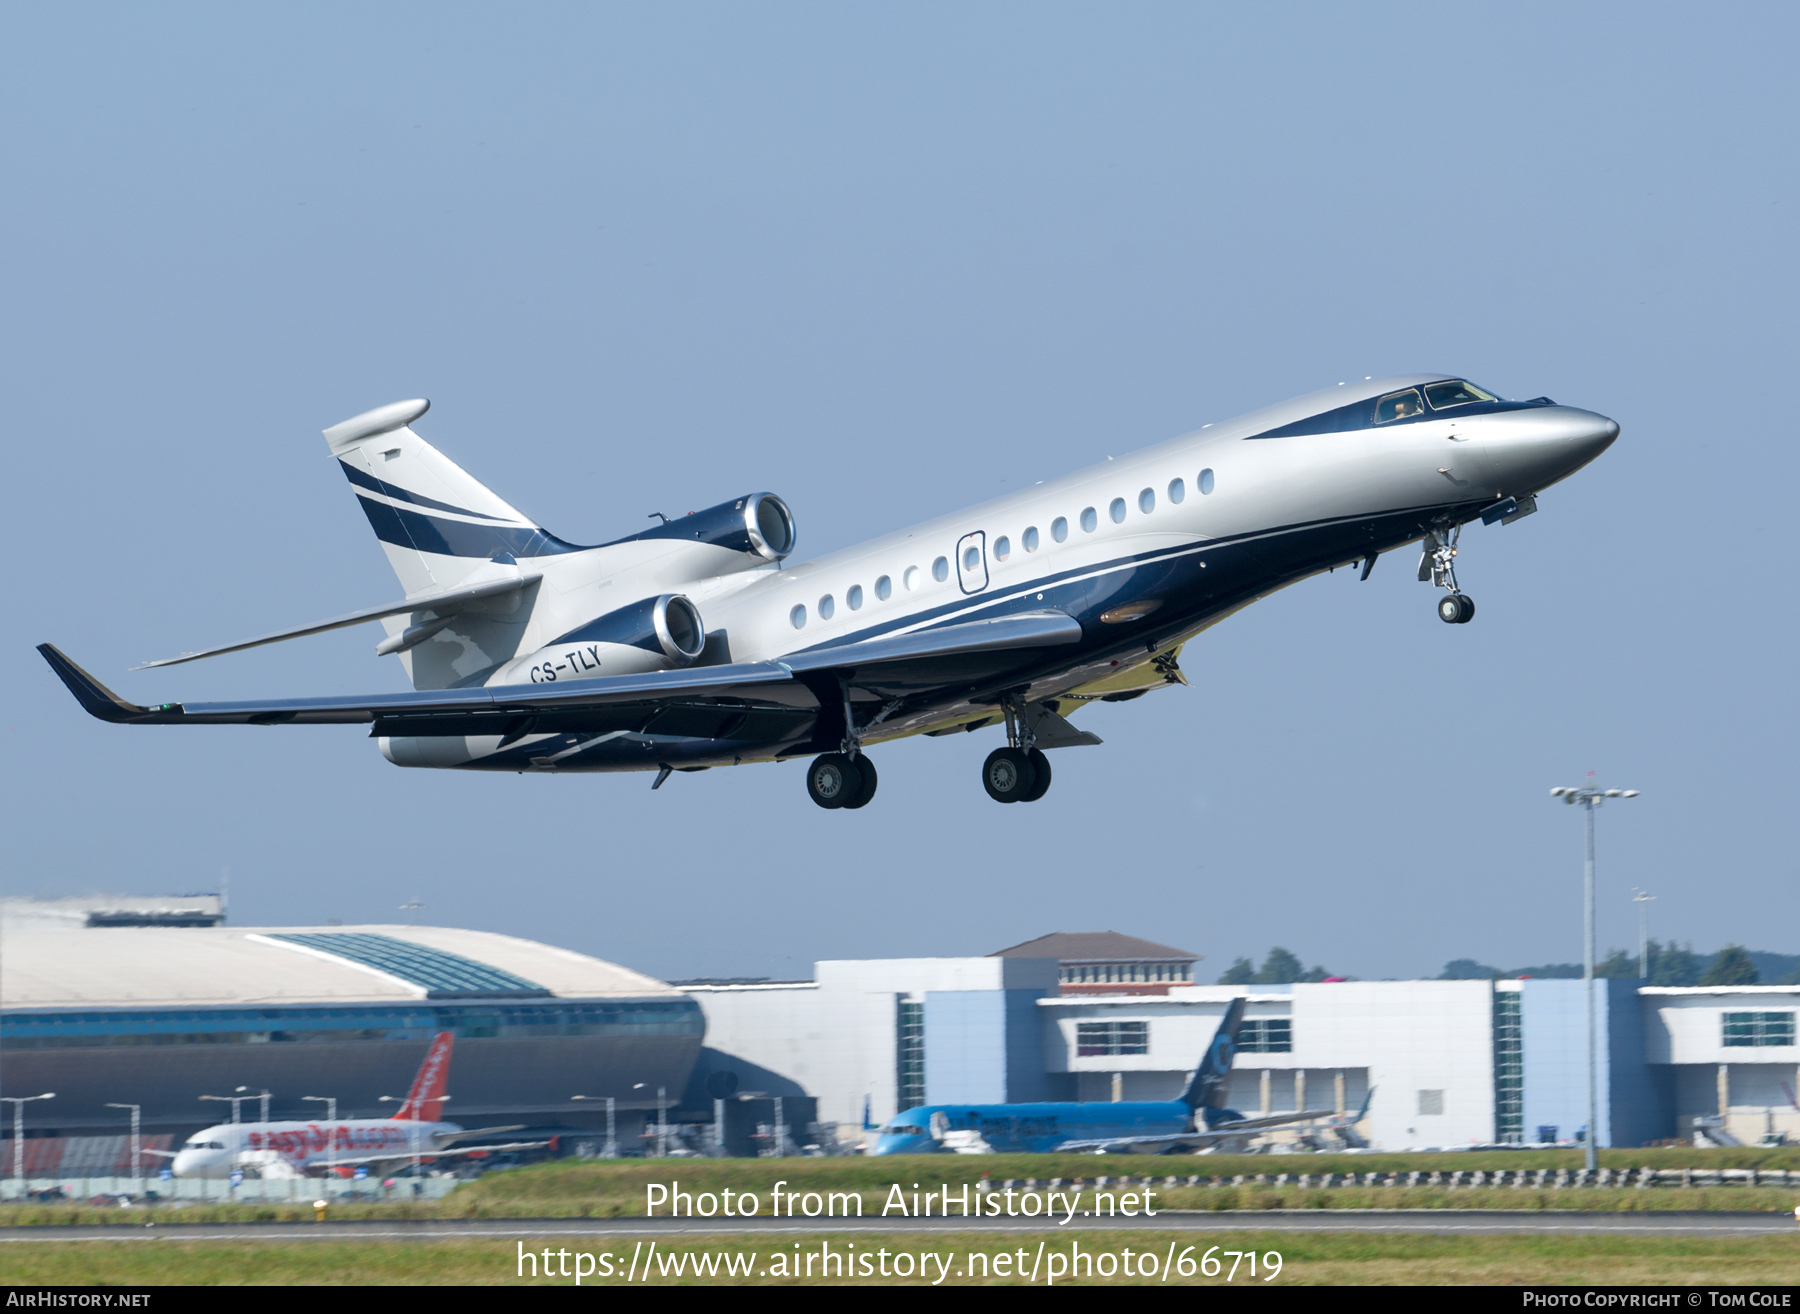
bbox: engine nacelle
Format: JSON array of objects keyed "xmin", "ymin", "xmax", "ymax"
[
  {"xmin": 498, "ymin": 593, "xmax": 707, "ymax": 685},
  {"xmin": 628, "ymin": 492, "xmax": 795, "ymax": 564}
]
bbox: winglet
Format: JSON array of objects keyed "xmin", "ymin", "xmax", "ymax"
[{"xmin": 37, "ymin": 644, "xmax": 173, "ymax": 723}]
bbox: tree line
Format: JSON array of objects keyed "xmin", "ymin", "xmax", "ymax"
[{"xmin": 1437, "ymin": 941, "xmax": 1791, "ymax": 986}]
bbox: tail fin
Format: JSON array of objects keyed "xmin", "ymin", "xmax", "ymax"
[
  {"xmin": 1179, "ymin": 996, "xmax": 1247, "ymax": 1110},
  {"xmin": 397, "ymin": 1031, "xmax": 454, "ymax": 1120},
  {"xmin": 324, "ymin": 400, "xmax": 582, "ymax": 597}
]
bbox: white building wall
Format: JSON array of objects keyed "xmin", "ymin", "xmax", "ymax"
[{"xmin": 686, "ymin": 958, "xmax": 1057, "ymax": 1129}]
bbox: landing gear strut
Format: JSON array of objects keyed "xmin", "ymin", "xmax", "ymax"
[
  {"xmin": 982, "ymin": 698, "xmax": 1054, "ymax": 803},
  {"xmin": 1420, "ymin": 522, "xmax": 1475, "ymax": 624},
  {"xmin": 804, "ymin": 685, "xmax": 893, "ymax": 809}
]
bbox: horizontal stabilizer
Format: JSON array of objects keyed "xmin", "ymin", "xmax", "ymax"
[{"xmin": 134, "ymin": 573, "xmax": 539, "ymax": 669}]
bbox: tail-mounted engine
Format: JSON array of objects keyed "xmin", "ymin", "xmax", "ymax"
[
  {"xmin": 623, "ymin": 493, "xmax": 795, "ymax": 567},
  {"xmin": 501, "ymin": 593, "xmax": 708, "ymax": 685}
]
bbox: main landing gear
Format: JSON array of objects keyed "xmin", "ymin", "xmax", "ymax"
[
  {"xmin": 1420, "ymin": 523, "xmax": 1475, "ymax": 624},
  {"xmin": 982, "ymin": 697, "xmax": 1054, "ymax": 804},
  {"xmin": 806, "ymin": 751, "xmax": 878, "ymax": 810}
]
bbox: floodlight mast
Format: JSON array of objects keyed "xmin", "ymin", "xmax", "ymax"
[
  {"xmin": 1549, "ymin": 782, "xmax": 1640, "ymax": 1172},
  {"xmin": 3, "ymin": 1093, "xmax": 54, "ymax": 1194},
  {"xmin": 104, "ymin": 1103, "xmax": 142, "ymax": 1198}
]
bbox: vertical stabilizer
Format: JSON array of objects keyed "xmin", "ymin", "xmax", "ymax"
[
  {"xmin": 1179, "ymin": 996, "xmax": 1247, "ymax": 1110},
  {"xmin": 324, "ymin": 400, "xmax": 581, "ymax": 597},
  {"xmin": 397, "ymin": 1031, "xmax": 455, "ymax": 1120}
]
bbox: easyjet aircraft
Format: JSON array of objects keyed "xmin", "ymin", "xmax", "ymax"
[
  {"xmin": 41, "ymin": 377, "xmax": 1616, "ymax": 809},
  {"xmin": 163, "ymin": 1033, "xmax": 542, "ymax": 1179}
]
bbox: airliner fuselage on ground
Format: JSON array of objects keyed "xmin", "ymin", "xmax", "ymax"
[
  {"xmin": 870, "ymin": 997, "xmax": 1335, "ymax": 1155},
  {"xmin": 166, "ymin": 1033, "xmax": 536, "ymax": 1179},
  {"xmin": 42, "ymin": 376, "xmax": 1617, "ymax": 808}
]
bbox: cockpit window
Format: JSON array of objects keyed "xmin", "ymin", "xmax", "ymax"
[
  {"xmin": 880, "ymin": 1122, "xmax": 923, "ymax": 1136},
  {"xmin": 1424, "ymin": 379, "xmax": 1501, "ymax": 410},
  {"xmin": 1374, "ymin": 389, "xmax": 1426, "ymax": 424}
]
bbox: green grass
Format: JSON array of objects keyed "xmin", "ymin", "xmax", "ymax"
[
  {"xmin": 1, "ymin": 1231, "xmax": 1798, "ymax": 1285},
  {"xmin": 5, "ymin": 1149, "xmax": 1800, "ymax": 1228}
]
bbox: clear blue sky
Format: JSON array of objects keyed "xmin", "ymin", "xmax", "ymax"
[{"xmin": 5, "ymin": 3, "xmax": 1795, "ymax": 982}]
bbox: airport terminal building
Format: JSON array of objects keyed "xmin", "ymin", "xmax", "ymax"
[
  {"xmin": 687, "ymin": 935, "xmax": 1800, "ymax": 1149},
  {"xmin": 0, "ymin": 897, "xmax": 701, "ymax": 1146}
]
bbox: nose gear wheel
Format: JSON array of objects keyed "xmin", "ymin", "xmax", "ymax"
[{"xmin": 1420, "ymin": 522, "xmax": 1476, "ymax": 624}]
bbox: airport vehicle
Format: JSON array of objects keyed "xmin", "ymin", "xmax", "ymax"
[
  {"xmin": 40, "ymin": 377, "xmax": 1617, "ymax": 809},
  {"xmin": 161, "ymin": 1033, "xmax": 544, "ymax": 1179},
  {"xmin": 869, "ymin": 997, "xmax": 1340, "ymax": 1155}
]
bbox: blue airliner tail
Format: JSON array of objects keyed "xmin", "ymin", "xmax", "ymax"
[{"xmin": 1179, "ymin": 996, "xmax": 1247, "ymax": 1111}]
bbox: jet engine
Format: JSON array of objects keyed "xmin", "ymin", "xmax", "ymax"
[{"xmin": 502, "ymin": 593, "xmax": 709, "ymax": 685}]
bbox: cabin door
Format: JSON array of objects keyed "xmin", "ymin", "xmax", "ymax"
[{"xmin": 955, "ymin": 531, "xmax": 989, "ymax": 594}]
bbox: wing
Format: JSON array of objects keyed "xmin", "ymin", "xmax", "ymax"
[
  {"xmin": 305, "ymin": 1139, "xmax": 554, "ymax": 1169},
  {"xmin": 39, "ymin": 609, "xmax": 1083, "ymax": 732},
  {"xmin": 1054, "ymin": 1109, "xmax": 1339, "ymax": 1154}
]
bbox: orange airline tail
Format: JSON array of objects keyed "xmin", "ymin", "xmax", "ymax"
[{"xmin": 397, "ymin": 1032, "xmax": 454, "ymax": 1120}]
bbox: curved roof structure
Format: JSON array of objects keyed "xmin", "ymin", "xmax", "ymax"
[{"xmin": 0, "ymin": 918, "xmax": 677, "ymax": 1010}]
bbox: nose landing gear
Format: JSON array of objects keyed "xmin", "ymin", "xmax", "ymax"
[{"xmin": 1420, "ymin": 523, "xmax": 1476, "ymax": 624}]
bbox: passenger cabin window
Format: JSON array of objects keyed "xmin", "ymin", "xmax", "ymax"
[
  {"xmin": 993, "ymin": 535, "xmax": 1011, "ymax": 560},
  {"xmin": 876, "ymin": 575, "xmax": 892, "ymax": 600},
  {"xmin": 1052, "ymin": 517, "xmax": 1068, "ymax": 542},
  {"xmin": 1023, "ymin": 526, "xmax": 1039, "ymax": 552},
  {"xmin": 1080, "ymin": 507, "xmax": 1097, "ymax": 533},
  {"xmin": 1374, "ymin": 388, "xmax": 1426, "ymax": 423},
  {"xmin": 903, "ymin": 566, "xmax": 919, "ymax": 591},
  {"xmin": 962, "ymin": 546, "xmax": 980, "ymax": 572},
  {"xmin": 847, "ymin": 584, "xmax": 863, "ymax": 610},
  {"xmin": 1109, "ymin": 497, "xmax": 1126, "ymax": 523},
  {"xmin": 790, "ymin": 604, "xmax": 807, "ymax": 629},
  {"xmin": 1168, "ymin": 478, "xmax": 1185, "ymax": 504},
  {"xmin": 818, "ymin": 594, "xmax": 835, "ymax": 620},
  {"xmin": 1424, "ymin": 379, "xmax": 1501, "ymax": 410},
  {"xmin": 932, "ymin": 556, "xmax": 949, "ymax": 582},
  {"xmin": 1199, "ymin": 468, "xmax": 1215, "ymax": 495},
  {"xmin": 1138, "ymin": 488, "xmax": 1154, "ymax": 514}
]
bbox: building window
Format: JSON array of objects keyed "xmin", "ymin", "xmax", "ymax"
[
  {"xmin": 1235, "ymin": 1018, "xmax": 1292, "ymax": 1053},
  {"xmin": 1076, "ymin": 1021, "xmax": 1148, "ymax": 1057},
  {"xmin": 1723, "ymin": 1012, "xmax": 1796, "ymax": 1047},
  {"xmin": 1493, "ymin": 989, "xmax": 1523, "ymax": 1144},
  {"xmin": 897, "ymin": 1000, "xmax": 925, "ymax": 1110},
  {"xmin": 1417, "ymin": 1089, "xmax": 1446, "ymax": 1116}
]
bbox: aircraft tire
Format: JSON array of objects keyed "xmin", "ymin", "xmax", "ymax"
[
  {"xmin": 981, "ymin": 747, "xmax": 1037, "ymax": 804},
  {"xmin": 806, "ymin": 753, "xmax": 862, "ymax": 809},
  {"xmin": 842, "ymin": 754, "xmax": 879, "ymax": 809},
  {"xmin": 1021, "ymin": 748, "xmax": 1052, "ymax": 802},
  {"xmin": 1437, "ymin": 594, "xmax": 1464, "ymax": 624},
  {"xmin": 1456, "ymin": 593, "xmax": 1476, "ymax": 623}
]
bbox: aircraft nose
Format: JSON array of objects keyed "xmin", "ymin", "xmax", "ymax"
[{"xmin": 1486, "ymin": 405, "xmax": 1619, "ymax": 490}]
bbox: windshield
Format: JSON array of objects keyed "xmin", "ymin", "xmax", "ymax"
[
  {"xmin": 1373, "ymin": 389, "xmax": 1425, "ymax": 423},
  {"xmin": 880, "ymin": 1122, "xmax": 925, "ymax": 1136},
  {"xmin": 1424, "ymin": 379, "xmax": 1501, "ymax": 410}
]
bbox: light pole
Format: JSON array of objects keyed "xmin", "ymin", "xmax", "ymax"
[
  {"xmin": 302, "ymin": 1097, "xmax": 337, "ymax": 1184},
  {"xmin": 1551, "ymin": 781, "xmax": 1640, "ymax": 1172},
  {"xmin": 1632, "ymin": 889, "xmax": 1656, "ymax": 980},
  {"xmin": 237, "ymin": 1087, "xmax": 271, "ymax": 1123},
  {"xmin": 199, "ymin": 1093, "xmax": 256, "ymax": 1124},
  {"xmin": 3, "ymin": 1093, "xmax": 54, "ymax": 1195},
  {"xmin": 380, "ymin": 1093, "xmax": 449, "ymax": 1178},
  {"xmin": 104, "ymin": 1103, "xmax": 141, "ymax": 1197},
  {"xmin": 571, "ymin": 1096, "xmax": 617, "ymax": 1158}
]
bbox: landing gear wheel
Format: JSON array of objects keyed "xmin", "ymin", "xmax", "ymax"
[
  {"xmin": 1455, "ymin": 593, "xmax": 1475, "ymax": 623},
  {"xmin": 1021, "ymin": 748, "xmax": 1052, "ymax": 802},
  {"xmin": 1438, "ymin": 593, "xmax": 1475, "ymax": 624},
  {"xmin": 982, "ymin": 747, "xmax": 1037, "ymax": 804},
  {"xmin": 842, "ymin": 754, "xmax": 878, "ymax": 809},
  {"xmin": 806, "ymin": 753, "xmax": 862, "ymax": 809}
]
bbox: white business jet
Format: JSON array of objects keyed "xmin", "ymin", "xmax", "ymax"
[{"xmin": 41, "ymin": 376, "xmax": 1617, "ymax": 809}]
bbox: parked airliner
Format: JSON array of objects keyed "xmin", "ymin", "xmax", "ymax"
[
  {"xmin": 41, "ymin": 376, "xmax": 1617, "ymax": 808},
  {"xmin": 163, "ymin": 1033, "xmax": 542, "ymax": 1179},
  {"xmin": 870, "ymin": 997, "xmax": 1337, "ymax": 1154}
]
